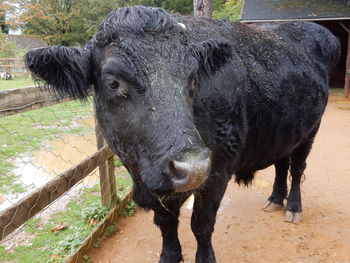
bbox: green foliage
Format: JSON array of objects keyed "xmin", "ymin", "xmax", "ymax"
[
  {"xmin": 114, "ymin": 159, "xmax": 124, "ymax": 167},
  {"xmin": 213, "ymin": 0, "xmax": 243, "ymax": 21},
  {"xmin": 121, "ymin": 200, "xmax": 136, "ymax": 217},
  {"xmin": 125, "ymin": 0, "xmax": 192, "ymax": 14},
  {"xmin": 6, "ymin": 0, "xmax": 121, "ymax": 46},
  {"xmin": 115, "ymin": 169, "xmax": 132, "ymax": 197},
  {"xmin": 104, "ymin": 224, "xmax": 116, "ymax": 237},
  {"xmin": 161, "ymin": 0, "xmax": 193, "ymax": 14},
  {"xmin": 0, "ymin": 184, "xmax": 103, "ymax": 262},
  {"xmin": 55, "ymin": 232, "xmax": 85, "ymax": 255},
  {"xmin": 126, "ymin": 0, "xmax": 229, "ymax": 15},
  {"xmin": 213, "ymin": 0, "xmax": 227, "ymax": 11},
  {"xmin": 3, "ymin": 0, "xmax": 244, "ymax": 46},
  {"xmin": 0, "ymin": 32, "xmax": 26, "ymax": 58},
  {"xmin": 0, "ymin": 0, "xmax": 8, "ymax": 33},
  {"xmin": 81, "ymin": 201, "xmax": 109, "ymax": 221}
]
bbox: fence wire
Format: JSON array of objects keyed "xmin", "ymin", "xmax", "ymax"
[
  {"xmin": 0, "ymin": 58, "xmax": 29, "ymax": 78},
  {"xmin": 0, "ymin": 88, "xmax": 132, "ymax": 262}
]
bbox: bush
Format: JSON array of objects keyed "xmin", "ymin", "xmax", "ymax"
[
  {"xmin": 213, "ymin": 0, "xmax": 243, "ymax": 21},
  {"xmin": 81, "ymin": 202, "xmax": 109, "ymax": 221},
  {"xmin": 0, "ymin": 33, "xmax": 25, "ymax": 58}
]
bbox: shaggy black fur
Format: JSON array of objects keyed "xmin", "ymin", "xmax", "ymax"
[
  {"xmin": 24, "ymin": 45, "xmax": 92, "ymax": 99},
  {"xmin": 24, "ymin": 6, "xmax": 340, "ymax": 263}
]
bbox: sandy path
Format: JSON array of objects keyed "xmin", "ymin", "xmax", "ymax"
[{"xmin": 89, "ymin": 100, "xmax": 350, "ymax": 263}]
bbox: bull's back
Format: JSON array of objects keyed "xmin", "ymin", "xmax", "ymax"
[
  {"xmin": 192, "ymin": 19, "xmax": 340, "ymax": 174},
  {"xmin": 251, "ymin": 22, "xmax": 340, "ymax": 77}
]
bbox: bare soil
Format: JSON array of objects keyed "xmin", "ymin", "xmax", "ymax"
[{"xmin": 89, "ymin": 99, "xmax": 350, "ymax": 263}]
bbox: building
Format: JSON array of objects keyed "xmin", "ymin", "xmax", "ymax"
[
  {"xmin": 240, "ymin": 0, "xmax": 350, "ymax": 97},
  {"xmin": 0, "ymin": 35, "xmax": 47, "ymax": 77},
  {"xmin": 5, "ymin": 34, "xmax": 47, "ymax": 50}
]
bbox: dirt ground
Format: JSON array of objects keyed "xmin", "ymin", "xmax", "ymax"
[{"xmin": 89, "ymin": 99, "xmax": 350, "ymax": 263}]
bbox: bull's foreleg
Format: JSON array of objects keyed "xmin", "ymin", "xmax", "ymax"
[
  {"xmin": 262, "ymin": 158, "xmax": 289, "ymax": 212},
  {"xmin": 154, "ymin": 194, "xmax": 190, "ymax": 263},
  {"xmin": 191, "ymin": 174, "xmax": 229, "ymax": 263},
  {"xmin": 286, "ymin": 135, "xmax": 315, "ymax": 224}
]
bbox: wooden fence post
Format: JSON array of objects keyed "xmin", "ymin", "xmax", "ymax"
[
  {"xmin": 6, "ymin": 58, "xmax": 10, "ymax": 75},
  {"xmin": 344, "ymin": 27, "xmax": 350, "ymax": 98},
  {"xmin": 108, "ymin": 155, "xmax": 117, "ymax": 204},
  {"xmin": 94, "ymin": 104, "xmax": 117, "ymax": 207}
]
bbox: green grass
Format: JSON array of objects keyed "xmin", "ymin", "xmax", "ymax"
[
  {"xmin": 0, "ymin": 99, "xmax": 94, "ymax": 195},
  {"xmin": 0, "ymin": 185, "xmax": 102, "ymax": 263},
  {"xmin": 0, "ymin": 174, "xmax": 133, "ymax": 263},
  {"xmin": 0, "ymin": 78, "xmax": 35, "ymax": 90},
  {"xmin": 120, "ymin": 200, "xmax": 136, "ymax": 217},
  {"xmin": 115, "ymin": 168, "xmax": 133, "ymax": 198},
  {"xmin": 329, "ymin": 88, "xmax": 345, "ymax": 97}
]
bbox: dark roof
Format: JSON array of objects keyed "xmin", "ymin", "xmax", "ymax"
[
  {"xmin": 241, "ymin": 0, "xmax": 350, "ymax": 22},
  {"xmin": 5, "ymin": 35, "xmax": 47, "ymax": 50}
]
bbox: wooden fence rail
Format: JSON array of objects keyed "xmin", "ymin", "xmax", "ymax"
[
  {"xmin": 0, "ymin": 85, "xmax": 118, "ymax": 242},
  {"xmin": 0, "ymin": 146, "xmax": 114, "ymax": 241},
  {"xmin": 0, "ymin": 86, "xmax": 72, "ymax": 117}
]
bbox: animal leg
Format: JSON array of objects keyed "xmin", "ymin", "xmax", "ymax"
[
  {"xmin": 154, "ymin": 194, "xmax": 190, "ymax": 263},
  {"xmin": 191, "ymin": 174, "xmax": 229, "ymax": 263},
  {"xmin": 286, "ymin": 136, "xmax": 315, "ymax": 224},
  {"xmin": 262, "ymin": 158, "xmax": 289, "ymax": 212}
]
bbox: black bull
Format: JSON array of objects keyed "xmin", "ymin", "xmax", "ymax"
[{"xmin": 24, "ymin": 6, "xmax": 340, "ymax": 263}]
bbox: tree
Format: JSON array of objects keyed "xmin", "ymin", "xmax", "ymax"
[
  {"xmin": 125, "ymin": 0, "xmax": 193, "ymax": 14},
  {"xmin": 3, "ymin": 0, "xmax": 242, "ymax": 46},
  {"xmin": 0, "ymin": 32, "xmax": 25, "ymax": 57},
  {"xmin": 193, "ymin": 0, "xmax": 212, "ymax": 18},
  {"xmin": 0, "ymin": 0, "xmax": 9, "ymax": 33},
  {"xmin": 4, "ymin": 0, "xmax": 122, "ymax": 46},
  {"xmin": 213, "ymin": 0, "xmax": 242, "ymax": 21},
  {"xmin": 162, "ymin": 0, "xmax": 193, "ymax": 14}
]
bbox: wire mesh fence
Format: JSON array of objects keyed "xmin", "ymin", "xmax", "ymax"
[
  {"xmin": 0, "ymin": 85, "xmax": 132, "ymax": 262},
  {"xmin": 0, "ymin": 58, "xmax": 29, "ymax": 78}
]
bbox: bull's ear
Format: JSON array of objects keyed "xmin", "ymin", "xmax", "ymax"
[
  {"xmin": 24, "ymin": 45, "xmax": 92, "ymax": 99},
  {"xmin": 190, "ymin": 39, "xmax": 232, "ymax": 77}
]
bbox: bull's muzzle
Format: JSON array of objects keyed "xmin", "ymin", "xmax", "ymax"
[{"xmin": 169, "ymin": 150, "xmax": 211, "ymax": 192}]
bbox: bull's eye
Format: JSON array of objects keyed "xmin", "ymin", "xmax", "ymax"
[
  {"xmin": 104, "ymin": 77, "xmax": 129, "ymax": 98},
  {"xmin": 109, "ymin": 80, "xmax": 120, "ymax": 90}
]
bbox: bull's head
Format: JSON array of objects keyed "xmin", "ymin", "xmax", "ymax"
[{"xmin": 24, "ymin": 6, "xmax": 232, "ymax": 194}]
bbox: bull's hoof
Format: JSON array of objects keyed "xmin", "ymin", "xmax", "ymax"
[
  {"xmin": 285, "ymin": 210, "xmax": 302, "ymax": 224},
  {"xmin": 158, "ymin": 254, "xmax": 183, "ymax": 263},
  {"xmin": 262, "ymin": 200, "xmax": 283, "ymax": 212}
]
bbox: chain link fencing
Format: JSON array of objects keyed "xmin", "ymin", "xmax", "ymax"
[{"xmin": 0, "ymin": 85, "xmax": 132, "ymax": 262}]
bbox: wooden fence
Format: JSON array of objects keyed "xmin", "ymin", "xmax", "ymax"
[
  {"xmin": 0, "ymin": 86, "xmax": 128, "ymax": 260},
  {"xmin": 0, "ymin": 58, "xmax": 29, "ymax": 77}
]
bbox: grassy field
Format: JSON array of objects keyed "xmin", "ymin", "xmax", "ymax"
[
  {"xmin": 0, "ymin": 100, "xmax": 94, "ymax": 195},
  {"xmin": 0, "ymin": 176, "xmax": 133, "ymax": 263},
  {"xmin": 0, "ymin": 78, "xmax": 35, "ymax": 90},
  {"xmin": 0, "ymin": 95, "xmax": 133, "ymax": 262}
]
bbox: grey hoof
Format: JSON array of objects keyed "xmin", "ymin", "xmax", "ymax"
[
  {"xmin": 262, "ymin": 201, "xmax": 283, "ymax": 212},
  {"xmin": 285, "ymin": 211, "xmax": 302, "ymax": 224}
]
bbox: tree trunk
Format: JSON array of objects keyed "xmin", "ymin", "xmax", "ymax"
[
  {"xmin": 193, "ymin": 0, "xmax": 212, "ymax": 19},
  {"xmin": 344, "ymin": 27, "xmax": 350, "ymax": 98}
]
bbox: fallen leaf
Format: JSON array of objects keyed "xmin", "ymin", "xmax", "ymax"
[{"xmin": 50, "ymin": 223, "xmax": 68, "ymax": 232}]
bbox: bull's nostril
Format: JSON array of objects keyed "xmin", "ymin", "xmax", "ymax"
[
  {"xmin": 170, "ymin": 156, "xmax": 211, "ymax": 193},
  {"xmin": 171, "ymin": 157, "xmax": 210, "ymax": 179},
  {"xmin": 172, "ymin": 160, "xmax": 191, "ymax": 174},
  {"xmin": 169, "ymin": 160, "xmax": 188, "ymax": 180}
]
